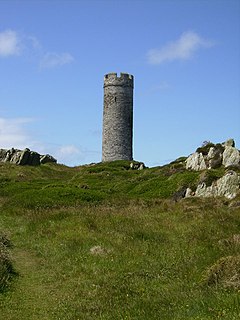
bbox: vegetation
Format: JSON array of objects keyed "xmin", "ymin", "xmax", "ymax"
[
  {"xmin": 0, "ymin": 233, "xmax": 15, "ymax": 292},
  {"xmin": 0, "ymin": 161, "xmax": 240, "ymax": 319}
]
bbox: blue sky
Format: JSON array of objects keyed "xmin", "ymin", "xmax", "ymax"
[{"xmin": 0, "ymin": 0, "xmax": 239, "ymax": 166}]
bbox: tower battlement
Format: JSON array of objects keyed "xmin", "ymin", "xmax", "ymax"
[{"xmin": 104, "ymin": 72, "xmax": 134, "ymax": 88}]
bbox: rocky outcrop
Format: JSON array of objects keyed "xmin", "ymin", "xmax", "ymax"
[
  {"xmin": 185, "ymin": 139, "xmax": 240, "ymax": 171},
  {"xmin": 0, "ymin": 148, "xmax": 57, "ymax": 166},
  {"xmin": 130, "ymin": 162, "xmax": 146, "ymax": 170},
  {"xmin": 184, "ymin": 139, "xmax": 240, "ymax": 200},
  {"xmin": 186, "ymin": 152, "xmax": 207, "ymax": 171},
  {"xmin": 186, "ymin": 171, "xmax": 240, "ymax": 200},
  {"xmin": 40, "ymin": 154, "xmax": 57, "ymax": 165},
  {"xmin": 222, "ymin": 146, "xmax": 240, "ymax": 168}
]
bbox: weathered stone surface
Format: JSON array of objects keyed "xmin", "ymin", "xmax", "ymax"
[
  {"xmin": 222, "ymin": 146, "xmax": 240, "ymax": 168},
  {"xmin": 0, "ymin": 149, "xmax": 7, "ymax": 161},
  {"xmin": 209, "ymin": 157, "xmax": 222, "ymax": 169},
  {"xmin": 0, "ymin": 148, "xmax": 57, "ymax": 166},
  {"xmin": 186, "ymin": 152, "xmax": 207, "ymax": 171},
  {"xmin": 29, "ymin": 152, "xmax": 40, "ymax": 166},
  {"xmin": 185, "ymin": 188, "xmax": 193, "ymax": 198},
  {"xmin": 207, "ymin": 146, "xmax": 223, "ymax": 169},
  {"xmin": 207, "ymin": 147, "xmax": 215, "ymax": 159},
  {"xmin": 186, "ymin": 139, "xmax": 240, "ymax": 171},
  {"xmin": 18, "ymin": 148, "xmax": 31, "ymax": 165},
  {"xmin": 194, "ymin": 171, "xmax": 240, "ymax": 199},
  {"xmin": 130, "ymin": 162, "xmax": 146, "ymax": 170},
  {"xmin": 40, "ymin": 154, "xmax": 57, "ymax": 164},
  {"xmin": 216, "ymin": 171, "xmax": 240, "ymax": 199},
  {"xmin": 195, "ymin": 183, "xmax": 214, "ymax": 197},
  {"xmin": 185, "ymin": 140, "xmax": 240, "ymax": 199},
  {"xmin": 223, "ymin": 139, "xmax": 235, "ymax": 147}
]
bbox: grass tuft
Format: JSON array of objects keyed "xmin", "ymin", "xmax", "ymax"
[
  {"xmin": 0, "ymin": 233, "xmax": 16, "ymax": 293},
  {"xmin": 203, "ymin": 255, "xmax": 240, "ymax": 289}
]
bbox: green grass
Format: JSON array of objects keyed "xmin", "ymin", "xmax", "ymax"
[{"xmin": 0, "ymin": 161, "xmax": 240, "ymax": 319}]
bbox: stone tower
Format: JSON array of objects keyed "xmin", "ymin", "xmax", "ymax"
[{"xmin": 102, "ymin": 72, "xmax": 134, "ymax": 162}]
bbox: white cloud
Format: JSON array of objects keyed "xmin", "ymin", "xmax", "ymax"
[
  {"xmin": 0, "ymin": 117, "xmax": 34, "ymax": 149},
  {"xmin": 0, "ymin": 30, "xmax": 21, "ymax": 57},
  {"xmin": 58, "ymin": 145, "xmax": 81, "ymax": 156},
  {"xmin": 0, "ymin": 29, "xmax": 74, "ymax": 69},
  {"xmin": 0, "ymin": 118, "xmax": 98, "ymax": 166},
  {"xmin": 55, "ymin": 145, "xmax": 101, "ymax": 166},
  {"xmin": 56, "ymin": 145, "xmax": 82, "ymax": 165},
  {"xmin": 40, "ymin": 52, "xmax": 74, "ymax": 69},
  {"xmin": 147, "ymin": 31, "xmax": 214, "ymax": 65},
  {"xmin": 27, "ymin": 35, "xmax": 42, "ymax": 50}
]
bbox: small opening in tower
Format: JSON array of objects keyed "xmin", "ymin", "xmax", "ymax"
[{"xmin": 115, "ymin": 97, "xmax": 117, "ymax": 102}]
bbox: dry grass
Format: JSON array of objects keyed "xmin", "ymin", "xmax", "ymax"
[{"xmin": 203, "ymin": 255, "xmax": 240, "ymax": 289}]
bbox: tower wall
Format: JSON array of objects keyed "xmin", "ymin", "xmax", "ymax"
[{"xmin": 102, "ymin": 73, "xmax": 134, "ymax": 162}]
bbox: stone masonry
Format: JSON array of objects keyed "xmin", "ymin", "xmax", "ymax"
[{"xmin": 102, "ymin": 73, "xmax": 134, "ymax": 162}]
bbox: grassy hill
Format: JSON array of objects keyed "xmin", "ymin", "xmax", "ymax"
[{"xmin": 0, "ymin": 161, "xmax": 240, "ymax": 319}]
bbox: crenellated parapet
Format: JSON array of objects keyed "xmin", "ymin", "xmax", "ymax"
[{"xmin": 104, "ymin": 72, "xmax": 134, "ymax": 88}]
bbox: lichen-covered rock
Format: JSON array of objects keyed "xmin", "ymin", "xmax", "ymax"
[
  {"xmin": 194, "ymin": 171, "xmax": 240, "ymax": 199},
  {"xmin": 222, "ymin": 146, "xmax": 240, "ymax": 168},
  {"xmin": 18, "ymin": 148, "xmax": 31, "ymax": 165},
  {"xmin": 29, "ymin": 151, "xmax": 40, "ymax": 166},
  {"xmin": 0, "ymin": 149, "xmax": 7, "ymax": 161},
  {"xmin": 185, "ymin": 188, "xmax": 193, "ymax": 198},
  {"xmin": 216, "ymin": 171, "xmax": 240, "ymax": 199},
  {"xmin": 195, "ymin": 183, "xmax": 215, "ymax": 198},
  {"xmin": 186, "ymin": 152, "xmax": 207, "ymax": 171},
  {"xmin": 207, "ymin": 146, "xmax": 223, "ymax": 169},
  {"xmin": 185, "ymin": 139, "xmax": 240, "ymax": 171},
  {"xmin": 0, "ymin": 148, "xmax": 57, "ymax": 166},
  {"xmin": 130, "ymin": 162, "xmax": 146, "ymax": 170},
  {"xmin": 223, "ymin": 139, "xmax": 235, "ymax": 148},
  {"xmin": 40, "ymin": 154, "xmax": 57, "ymax": 164}
]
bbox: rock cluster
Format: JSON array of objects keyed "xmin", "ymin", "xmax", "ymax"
[
  {"xmin": 184, "ymin": 139, "xmax": 240, "ymax": 200},
  {"xmin": 186, "ymin": 171, "xmax": 240, "ymax": 200},
  {"xmin": 130, "ymin": 162, "xmax": 146, "ymax": 170},
  {"xmin": 0, "ymin": 148, "xmax": 57, "ymax": 166},
  {"xmin": 186, "ymin": 139, "xmax": 240, "ymax": 171}
]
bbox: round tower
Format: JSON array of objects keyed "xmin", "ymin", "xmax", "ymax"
[{"xmin": 102, "ymin": 72, "xmax": 134, "ymax": 162}]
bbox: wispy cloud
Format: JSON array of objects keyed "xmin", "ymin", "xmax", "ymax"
[
  {"xmin": 0, "ymin": 30, "xmax": 21, "ymax": 57},
  {"xmin": 58, "ymin": 145, "xmax": 81, "ymax": 157},
  {"xmin": 0, "ymin": 117, "xmax": 35, "ymax": 149},
  {"xmin": 39, "ymin": 52, "xmax": 74, "ymax": 69},
  {"xmin": 55, "ymin": 145, "xmax": 101, "ymax": 166},
  {"xmin": 147, "ymin": 31, "xmax": 214, "ymax": 65},
  {"xmin": 139, "ymin": 81, "xmax": 171, "ymax": 97},
  {"xmin": 0, "ymin": 29, "xmax": 74, "ymax": 69},
  {"xmin": 56, "ymin": 145, "xmax": 84, "ymax": 165},
  {"xmin": 0, "ymin": 117, "xmax": 99, "ymax": 166},
  {"xmin": 149, "ymin": 81, "xmax": 170, "ymax": 92}
]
